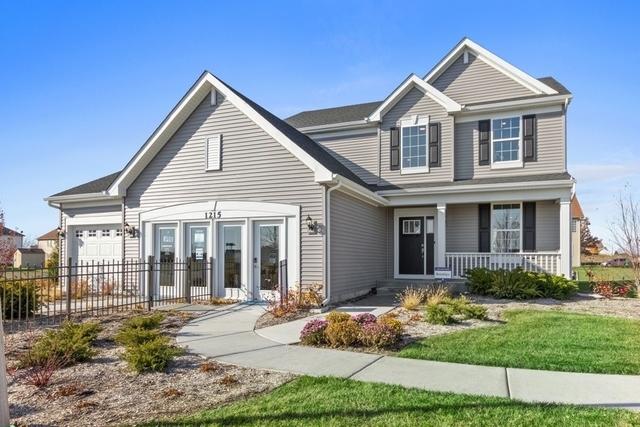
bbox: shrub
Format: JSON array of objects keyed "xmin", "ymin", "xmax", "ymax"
[
  {"xmin": 21, "ymin": 321, "xmax": 101, "ymax": 368},
  {"xmin": 299, "ymin": 319, "xmax": 328, "ymax": 345},
  {"xmin": 593, "ymin": 281, "xmax": 637, "ymax": 298},
  {"xmin": 325, "ymin": 319, "xmax": 361, "ymax": 348},
  {"xmin": 458, "ymin": 303, "xmax": 488, "ymax": 320},
  {"xmin": 465, "ymin": 268, "xmax": 578, "ymax": 300},
  {"xmin": 465, "ymin": 268, "xmax": 494, "ymax": 295},
  {"xmin": 359, "ymin": 322, "xmax": 399, "ymax": 349},
  {"xmin": 378, "ymin": 314, "xmax": 403, "ymax": 336},
  {"xmin": 424, "ymin": 285, "xmax": 451, "ymax": 306},
  {"xmin": 353, "ymin": 313, "xmax": 377, "ymax": 326},
  {"xmin": 425, "ymin": 303, "xmax": 456, "ymax": 325},
  {"xmin": 397, "ymin": 287, "xmax": 425, "ymax": 311},
  {"xmin": 22, "ymin": 353, "xmax": 65, "ymax": 388},
  {"xmin": 0, "ymin": 280, "xmax": 41, "ymax": 319},
  {"xmin": 115, "ymin": 327, "xmax": 161, "ymax": 347},
  {"xmin": 121, "ymin": 313, "xmax": 165, "ymax": 330},
  {"xmin": 122, "ymin": 335, "xmax": 183, "ymax": 373},
  {"xmin": 325, "ymin": 311, "xmax": 352, "ymax": 324}
]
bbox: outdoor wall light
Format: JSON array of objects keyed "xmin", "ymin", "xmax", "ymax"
[
  {"xmin": 124, "ymin": 223, "xmax": 136, "ymax": 238},
  {"xmin": 305, "ymin": 215, "xmax": 318, "ymax": 233},
  {"xmin": 56, "ymin": 226, "xmax": 65, "ymax": 238}
]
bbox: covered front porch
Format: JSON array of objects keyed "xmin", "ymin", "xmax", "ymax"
[{"xmin": 384, "ymin": 183, "xmax": 573, "ymax": 279}]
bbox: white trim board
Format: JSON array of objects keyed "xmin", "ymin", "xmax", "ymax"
[{"xmin": 423, "ymin": 38, "xmax": 558, "ymax": 96}]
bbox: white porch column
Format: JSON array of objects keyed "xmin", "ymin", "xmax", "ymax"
[
  {"xmin": 559, "ymin": 198, "xmax": 571, "ymax": 277},
  {"xmin": 436, "ymin": 203, "xmax": 447, "ymax": 268}
]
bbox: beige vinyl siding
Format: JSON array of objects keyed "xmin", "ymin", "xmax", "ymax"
[
  {"xmin": 385, "ymin": 208, "xmax": 394, "ymax": 279},
  {"xmin": 329, "ymin": 190, "xmax": 387, "ymax": 301},
  {"xmin": 312, "ymin": 130, "xmax": 379, "ymax": 185},
  {"xmin": 432, "ymin": 53, "xmax": 534, "ymax": 104},
  {"xmin": 124, "ymin": 94, "xmax": 325, "ymax": 285},
  {"xmin": 380, "ymin": 87, "xmax": 454, "ymax": 185},
  {"xmin": 454, "ymin": 111, "xmax": 566, "ymax": 180},
  {"xmin": 536, "ymin": 200, "xmax": 560, "ymax": 251},
  {"xmin": 446, "ymin": 204, "xmax": 478, "ymax": 252}
]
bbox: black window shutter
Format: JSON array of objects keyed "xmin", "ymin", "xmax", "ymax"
[
  {"xmin": 523, "ymin": 115, "xmax": 536, "ymax": 162},
  {"xmin": 429, "ymin": 122, "xmax": 440, "ymax": 167},
  {"xmin": 478, "ymin": 204, "xmax": 491, "ymax": 252},
  {"xmin": 390, "ymin": 127, "xmax": 400, "ymax": 170},
  {"xmin": 478, "ymin": 120, "xmax": 490, "ymax": 165},
  {"xmin": 523, "ymin": 202, "xmax": 536, "ymax": 252}
]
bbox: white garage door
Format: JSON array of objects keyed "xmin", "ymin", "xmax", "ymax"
[{"xmin": 73, "ymin": 226, "xmax": 122, "ymax": 264}]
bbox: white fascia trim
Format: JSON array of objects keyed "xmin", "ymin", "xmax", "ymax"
[
  {"xmin": 456, "ymin": 104, "xmax": 564, "ymax": 124},
  {"xmin": 368, "ymin": 74, "xmax": 461, "ymax": 122},
  {"xmin": 376, "ymin": 179, "xmax": 575, "ymax": 197},
  {"xmin": 424, "ymin": 38, "xmax": 558, "ymax": 96},
  {"xmin": 108, "ymin": 72, "xmax": 336, "ymax": 195},
  {"xmin": 298, "ymin": 120, "xmax": 375, "ymax": 134},
  {"xmin": 462, "ymin": 94, "xmax": 571, "ymax": 113},
  {"xmin": 334, "ymin": 175, "xmax": 389, "ymax": 206},
  {"xmin": 44, "ymin": 193, "xmax": 122, "ymax": 206}
]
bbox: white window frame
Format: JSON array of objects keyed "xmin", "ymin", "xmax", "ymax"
[
  {"xmin": 402, "ymin": 219, "xmax": 421, "ymax": 235},
  {"xmin": 87, "ymin": 230, "xmax": 97, "ymax": 237},
  {"xmin": 490, "ymin": 115, "xmax": 523, "ymax": 169},
  {"xmin": 490, "ymin": 202, "xmax": 523, "ymax": 253},
  {"xmin": 400, "ymin": 116, "xmax": 429, "ymax": 175}
]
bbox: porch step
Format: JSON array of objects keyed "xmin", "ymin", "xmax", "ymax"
[{"xmin": 375, "ymin": 279, "xmax": 468, "ymax": 296}]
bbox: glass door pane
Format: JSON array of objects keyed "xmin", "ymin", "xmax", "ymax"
[
  {"xmin": 158, "ymin": 227, "xmax": 175, "ymax": 287},
  {"xmin": 259, "ymin": 225, "xmax": 280, "ymax": 291},
  {"xmin": 223, "ymin": 225, "xmax": 242, "ymax": 289},
  {"xmin": 188, "ymin": 226, "xmax": 208, "ymax": 287}
]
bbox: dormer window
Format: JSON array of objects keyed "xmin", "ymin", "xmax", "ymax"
[{"xmin": 491, "ymin": 116, "xmax": 522, "ymax": 168}]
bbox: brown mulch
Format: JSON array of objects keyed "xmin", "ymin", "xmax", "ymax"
[
  {"xmin": 5, "ymin": 311, "xmax": 293, "ymax": 426},
  {"xmin": 254, "ymin": 309, "xmax": 313, "ymax": 330}
]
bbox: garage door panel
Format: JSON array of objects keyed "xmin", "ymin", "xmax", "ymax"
[{"xmin": 73, "ymin": 226, "xmax": 122, "ymax": 264}]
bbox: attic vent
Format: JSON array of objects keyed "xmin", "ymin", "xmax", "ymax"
[
  {"xmin": 211, "ymin": 89, "xmax": 217, "ymax": 106},
  {"xmin": 206, "ymin": 134, "xmax": 222, "ymax": 171},
  {"xmin": 463, "ymin": 51, "xmax": 469, "ymax": 64}
]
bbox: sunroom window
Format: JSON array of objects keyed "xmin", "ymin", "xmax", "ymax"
[
  {"xmin": 492, "ymin": 117, "xmax": 520, "ymax": 163},
  {"xmin": 401, "ymin": 124, "xmax": 427, "ymax": 170},
  {"xmin": 492, "ymin": 204, "xmax": 521, "ymax": 253}
]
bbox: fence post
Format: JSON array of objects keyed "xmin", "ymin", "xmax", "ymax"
[
  {"xmin": 147, "ymin": 256, "xmax": 154, "ymax": 311},
  {"xmin": 66, "ymin": 257, "xmax": 72, "ymax": 320},
  {"xmin": 208, "ymin": 257, "xmax": 214, "ymax": 299},
  {"xmin": 184, "ymin": 257, "xmax": 192, "ymax": 304}
]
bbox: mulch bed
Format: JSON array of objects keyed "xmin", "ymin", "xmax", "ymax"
[{"xmin": 5, "ymin": 310, "xmax": 293, "ymax": 426}]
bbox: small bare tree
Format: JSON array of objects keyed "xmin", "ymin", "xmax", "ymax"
[{"xmin": 610, "ymin": 190, "xmax": 640, "ymax": 292}]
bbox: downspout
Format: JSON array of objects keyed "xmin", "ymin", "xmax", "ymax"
[{"xmin": 321, "ymin": 180, "xmax": 343, "ymax": 306}]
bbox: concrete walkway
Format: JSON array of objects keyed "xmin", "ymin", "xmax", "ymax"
[{"xmin": 176, "ymin": 301, "xmax": 640, "ymax": 410}]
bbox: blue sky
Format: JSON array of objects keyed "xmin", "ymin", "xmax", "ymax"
[{"xmin": 1, "ymin": 1, "xmax": 638, "ymax": 247}]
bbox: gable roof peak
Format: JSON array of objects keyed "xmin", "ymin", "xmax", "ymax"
[{"xmin": 424, "ymin": 38, "xmax": 559, "ymax": 96}]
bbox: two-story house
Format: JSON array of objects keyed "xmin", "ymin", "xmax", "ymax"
[{"xmin": 46, "ymin": 38, "xmax": 575, "ymax": 303}]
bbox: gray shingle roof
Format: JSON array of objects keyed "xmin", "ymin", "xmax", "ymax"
[
  {"xmin": 537, "ymin": 77, "xmax": 571, "ymax": 95},
  {"xmin": 285, "ymin": 101, "xmax": 382, "ymax": 129},
  {"xmin": 1, "ymin": 226, "xmax": 24, "ymax": 237},
  {"xmin": 51, "ymin": 171, "xmax": 121, "ymax": 197}
]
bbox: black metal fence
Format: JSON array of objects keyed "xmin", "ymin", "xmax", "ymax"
[{"xmin": 0, "ymin": 256, "xmax": 214, "ymax": 332}]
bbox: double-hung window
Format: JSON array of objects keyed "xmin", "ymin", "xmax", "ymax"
[
  {"xmin": 491, "ymin": 204, "xmax": 521, "ymax": 253},
  {"xmin": 401, "ymin": 117, "xmax": 428, "ymax": 173},
  {"xmin": 491, "ymin": 117, "xmax": 521, "ymax": 167}
]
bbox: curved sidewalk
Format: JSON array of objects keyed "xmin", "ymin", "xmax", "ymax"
[{"xmin": 177, "ymin": 303, "xmax": 640, "ymax": 410}]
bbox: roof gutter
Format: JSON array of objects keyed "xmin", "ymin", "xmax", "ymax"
[
  {"xmin": 460, "ymin": 94, "xmax": 572, "ymax": 113},
  {"xmin": 330, "ymin": 175, "xmax": 389, "ymax": 206},
  {"xmin": 44, "ymin": 192, "xmax": 123, "ymax": 208}
]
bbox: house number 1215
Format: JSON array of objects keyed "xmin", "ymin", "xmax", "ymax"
[{"xmin": 205, "ymin": 211, "xmax": 222, "ymax": 219}]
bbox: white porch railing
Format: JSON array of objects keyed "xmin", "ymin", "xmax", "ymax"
[{"xmin": 445, "ymin": 252, "xmax": 562, "ymax": 278}]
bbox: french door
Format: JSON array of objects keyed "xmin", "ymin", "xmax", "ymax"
[
  {"xmin": 155, "ymin": 225, "xmax": 177, "ymax": 294},
  {"xmin": 253, "ymin": 220, "xmax": 284, "ymax": 301},
  {"xmin": 218, "ymin": 221, "xmax": 247, "ymax": 299}
]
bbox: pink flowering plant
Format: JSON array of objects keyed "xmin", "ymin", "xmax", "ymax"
[
  {"xmin": 359, "ymin": 322, "xmax": 399, "ymax": 349},
  {"xmin": 299, "ymin": 318, "xmax": 328, "ymax": 345},
  {"xmin": 353, "ymin": 313, "xmax": 377, "ymax": 326}
]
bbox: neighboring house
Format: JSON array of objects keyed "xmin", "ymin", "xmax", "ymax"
[
  {"xmin": 37, "ymin": 228, "xmax": 59, "ymax": 262},
  {"xmin": 13, "ymin": 247, "xmax": 45, "ymax": 268},
  {"xmin": 45, "ymin": 38, "xmax": 576, "ymax": 303},
  {"xmin": 570, "ymin": 195, "xmax": 585, "ymax": 268},
  {"xmin": 0, "ymin": 226, "xmax": 24, "ymax": 264}
]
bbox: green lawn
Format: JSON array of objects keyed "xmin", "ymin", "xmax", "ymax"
[
  {"xmin": 145, "ymin": 376, "xmax": 640, "ymax": 426},
  {"xmin": 398, "ymin": 310, "xmax": 640, "ymax": 374},
  {"xmin": 574, "ymin": 266, "xmax": 635, "ymax": 281}
]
